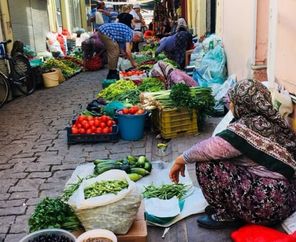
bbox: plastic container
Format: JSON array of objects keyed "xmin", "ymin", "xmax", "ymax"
[
  {"xmin": 116, "ymin": 110, "xmax": 147, "ymax": 141},
  {"xmin": 67, "ymin": 125, "xmax": 119, "ymax": 145},
  {"xmin": 152, "ymin": 108, "xmax": 198, "ymax": 139},
  {"xmin": 77, "ymin": 229, "xmax": 117, "ymax": 242},
  {"xmin": 102, "ymin": 79, "xmax": 117, "ymax": 89},
  {"xmin": 20, "ymin": 229, "xmax": 76, "ymax": 242}
]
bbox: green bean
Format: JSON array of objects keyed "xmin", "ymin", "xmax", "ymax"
[
  {"xmin": 84, "ymin": 180, "xmax": 129, "ymax": 199},
  {"xmin": 142, "ymin": 184, "xmax": 188, "ymax": 200}
]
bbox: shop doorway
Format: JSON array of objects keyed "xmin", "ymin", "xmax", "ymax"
[{"xmin": 206, "ymin": 0, "xmax": 216, "ymax": 34}]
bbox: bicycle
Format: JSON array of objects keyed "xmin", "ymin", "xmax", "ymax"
[{"xmin": 0, "ymin": 40, "xmax": 35, "ymax": 107}]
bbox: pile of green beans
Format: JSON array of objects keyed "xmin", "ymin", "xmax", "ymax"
[
  {"xmin": 142, "ymin": 184, "xmax": 188, "ymax": 200},
  {"xmin": 84, "ymin": 180, "xmax": 128, "ymax": 199}
]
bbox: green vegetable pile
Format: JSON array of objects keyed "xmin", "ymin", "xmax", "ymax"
[
  {"xmin": 170, "ymin": 83, "xmax": 215, "ymax": 113},
  {"xmin": 94, "ymin": 155, "xmax": 152, "ymax": 182},
  {"xmin": 143, "ymin": 183, "xmax": 188, "ymax": 200},
  {"xmin": 138, "ymin": 77, "xmax": 165, "ymax": 92},
  {"xmin": 116, "ymin": 89, "xmax": 141, "ymax": 104},
  {"xmin": 141, "ymin": 85, "xmax": 214, "ymax": 113},
  {"xmin": 42, "ymin": 58, "xmax": 77, "ymax": 79},
  {"xmin": 28, "ymin": 197, "xmax": 81, "ymax": 232},
  {"xmin": 84, "ymin": 180, "xmax": 129, "ymax": 199},
  {"xmin": 97, "ymin": 80, "xmax": 137, "ymax": 101}
]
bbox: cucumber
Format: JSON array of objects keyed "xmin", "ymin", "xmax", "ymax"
[
  {"xmin": 128, "ymin": 173, "xmax": 143, "ymax": 182},
  {"xmin": 130, "ymin": 167, "xmax": 150, "ymax": 176},
  {"xmin": 143, "ymin": 162, "xmax": 152, "ymax": 172},
  {"xmin": 137, "ymin": 156, "xmax": 146, "ymax": 165},
  {"xmin": 94, "ymin": 163, "xmax": 122, "ymax": 175},
  {"xmin": 127, "ymin": 155, "xmax": 138, "ymax": 165}
]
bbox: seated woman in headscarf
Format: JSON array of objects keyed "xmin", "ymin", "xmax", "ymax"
[
  {"xmin": 170, "ymin": 79, "xmax": 296, "ymax": 229},
  {"xmin": 156, "ymin": 18, "xmax": 193, "ymax": 69}
]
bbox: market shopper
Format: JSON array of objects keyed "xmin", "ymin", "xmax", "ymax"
[
  {"xmin": 117, "ymin": 5, "xmax": 134, "ymax": 28},
  {"xmin": 97, "ymin": 22, "xmax": 137, "ymax": 79},
  {"xmin": 169, "ymin": 79, "xmax": 296, "ymax": 229},
  {"xmin": 130, "ymin": 4, "xmax": 145, "ymax": 52},
  {"xmin": 155, "ymin": 25, "xmax": 193, "ymax": 69}
]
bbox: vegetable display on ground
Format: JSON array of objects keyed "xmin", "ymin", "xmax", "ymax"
[
  {"xmin": 28, "ymin": 197, "xmax": 81, "ymax": 232},
  {"xmin": 97, "ymin": 80, "xmax": 137, "ymax": 101},
  {"xmin": 94, "ymin": 155, "xmax": 152, "ymax": 182},
  {"xmin": 71, "ymin": 115, "xmax": 116, "ymax": 135}
]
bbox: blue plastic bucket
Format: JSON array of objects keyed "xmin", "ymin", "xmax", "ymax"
[{"xmin": 116, "ymin": 110, "xmax": 147, "ymax": 141}]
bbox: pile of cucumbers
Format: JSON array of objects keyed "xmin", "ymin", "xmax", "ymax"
[{"xmin": 94, "ymin": 155, "xmax": 152, "ymax": 182}]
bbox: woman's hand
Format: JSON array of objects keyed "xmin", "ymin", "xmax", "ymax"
[{"xmin": 169, "ymin": 155, "xmax": 186, "ymax": 184}]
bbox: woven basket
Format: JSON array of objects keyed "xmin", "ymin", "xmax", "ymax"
[{"xmin": 84, "ymin": 55, "xmax": 103, "ymax": 71}]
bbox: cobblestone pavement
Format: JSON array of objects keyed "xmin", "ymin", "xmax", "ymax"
[{"xmin": 0, "ymin": 69, "xmax": 222, "ymax": 242}]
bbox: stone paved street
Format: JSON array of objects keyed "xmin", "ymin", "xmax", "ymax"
[{"xmin": 0, "ymin": 69, "xmax": 226, "ymax": 242}]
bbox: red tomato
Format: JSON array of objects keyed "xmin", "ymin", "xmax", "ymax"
[
  {"xmin": 77, "ymin": 116, "xmax": 84, "ymax": 124},
  {"xmin": 94, "ymin": 119, "xmax": 100, "ymax": 127},
  {"xmin": 108, "ymin": 127, "xmax": 112, "ymax": 133},
  {"xmin": 136, "ymin": 109, "xmax": 145, "ymax": 115},
  {"xmin": 91, "ymin": 126, "xmax": 97, "ymax": 133},
  {"xmin": 79, "ymin": 128, "xmax": 86, "ymax": 134},
  {"xmin": 89, "ymin": 120, "xmax": 95, "ymax": 126},
  {"xmin": 96, "ymin": 127, "xmax": 102, "ymax": 133},
  {"xmin": 76, "ymin": 123, "xmax": 82, "ymax": 129},
  {"xmin": 107, "ymin": 120, "xmax": 113, "ymax": 127},
  {"xmin": 122, "ymin": 108, "xmax": 129, "ymax": 114},
  {"xmin": 82, "ymin": 120, "xmax": 90, "ymax": 129},
  {"xmin": 103, "ymin": 127, "xmax": 109, "ymax": 134},
  {"xmin": 100, "ymin": 115, "xmax": 108, "ymax": 122},
  {"xmin": 71, "ymin": 127, "xmax": 79, "ymax": 134},
  {"xmin": 100, "ymin": 122, "xmax": 106, "ymax": 128},
  {"xmin": 86, "ymin": 128, "xmax": 92, "ymax": 134},
  {"xmin": 87, "ymin": 116, "xmax": 94, "ymax": 121},
  {"xmin": 112, "ymin": 120, "xmax": 116, "ymax": 125}
]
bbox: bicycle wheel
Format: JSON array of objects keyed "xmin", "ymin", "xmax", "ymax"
[
  {"xmin": 12, "ymin": 54, "xmax": 36, "ymax": 95},
  {"xmin": 0, "ymin": 72, "xmax": 9, "ymax": 108}
]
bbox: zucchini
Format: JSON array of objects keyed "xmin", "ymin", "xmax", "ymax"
[{"xmin": 130, "ymin": 168, "xmax": 150, "ymax": 176}]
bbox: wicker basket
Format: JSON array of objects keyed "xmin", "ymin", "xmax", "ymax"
[{"xmin": 42, "ymin": 69, "xmax": 60, "ymax": 88}]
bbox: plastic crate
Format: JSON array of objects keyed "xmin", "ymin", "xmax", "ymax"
[
  {"xmin": 67, "ymin": 125, "xmax": 119, "ymax": 144},
  {"xmin": 152, "ymin": 108, "xmax": 198, "ymax": 139}
]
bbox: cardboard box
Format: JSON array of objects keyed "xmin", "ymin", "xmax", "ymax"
[{"xmin": 117, "ymin": 202, "xmax": 147, "ymax": 242}]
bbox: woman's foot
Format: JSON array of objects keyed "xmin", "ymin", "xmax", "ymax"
[
  {"xmin": 197, "ymin": 214, "xmax": 244, "ymax": 229},
  {"xmin": 204, "ymin": 205, "xmax": 216, "ymax": 215}
]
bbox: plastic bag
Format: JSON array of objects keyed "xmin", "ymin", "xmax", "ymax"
[
  {"xmin": 231, "ymin": 224, "xmax": 296, "ymax": 242},
  {"xmin": 212, "ymin": 74, "xmax": 236, "ymax": 113},
  {"xmin": 68, "ymin": 170, "xmax": 141, "ymax": 234},
  {"xmin": 269, "ymin": 82, "xmax": 293, "ymax": 119},
  {"xmin": 95, "ymin": 11, "xmax": 104, "ymax": 25},
  {"xmin": 193, "ymin": 44, "xmax": 226, "ymax": 87},
  {"xmin": 201, "ymin": 34, "xmax": 222, "ymax": 53},
  {"xmin": 117, "ymin": 57, "xmax": 132, "ymax": 71}
]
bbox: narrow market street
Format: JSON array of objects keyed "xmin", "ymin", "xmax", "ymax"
[{"xmin": 0, "ymin": 69, "xmax": 236, "ymax": 242}]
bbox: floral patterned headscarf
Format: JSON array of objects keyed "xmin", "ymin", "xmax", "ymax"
[{"xmin": 218, "ymin": 79, "xmax": 296, "ymax": 178}]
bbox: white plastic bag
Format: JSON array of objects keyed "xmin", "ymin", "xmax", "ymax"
[
  {"xmin": 68, "ymin": 169, "xmax": 141, "ymax": 234},
  {"xmin": 68, "ymin": 169, "xmax": 135, "ymax": 210},
  {"xmin": 269, "ymin": 82, "xmax": 293, "ymax": 118},
  {"xmin": 95, "ymin": 11, "xmax": 104, "ymax": 25}
]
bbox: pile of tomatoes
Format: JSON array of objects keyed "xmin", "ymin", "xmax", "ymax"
[
  {"xmin": 71, "ymin": 115, "xmax": 116, "ymax": 135},
  {"xmin": 117, "ymin": 106, "xmax": 146, "ymax": 115},
  {"xmin": 120, "ymin": 70, "xmax": 145, "ymax": 77}
]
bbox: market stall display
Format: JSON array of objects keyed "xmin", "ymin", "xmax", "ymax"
[{"xmin": 67, "ymin": 115, "xmax": 119, "ymax": 144}]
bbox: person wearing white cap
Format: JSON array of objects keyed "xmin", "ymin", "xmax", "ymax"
[
  {"xmin": 129, "ymin": 3, "xmax": 145, "ymax": 51},
  {"xmin": 129, "ymin": 3, "xmax": 145, "ymax": 32}
]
